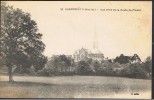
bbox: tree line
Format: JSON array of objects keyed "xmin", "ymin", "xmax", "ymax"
[{"xmin": 37, "ymin": 54, "xmax": 151, "ymax": 79}]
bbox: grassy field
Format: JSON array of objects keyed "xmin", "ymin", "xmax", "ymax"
[{"xmin": 0, "ymin": 75, "xmax": 151, "ymax": 98}]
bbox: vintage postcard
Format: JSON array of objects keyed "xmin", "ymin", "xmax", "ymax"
[{"xmin": 0, "ymin": 1, "xmax": 152, "ymax": 99}]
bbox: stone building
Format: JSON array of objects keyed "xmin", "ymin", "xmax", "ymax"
[
  {"xmin": 73, "ymin": 28, "xmax": 104, "ymax": 62},
  {"xmin": 73, "ymin": 47, "xmax": 104, "ymax": 62}
]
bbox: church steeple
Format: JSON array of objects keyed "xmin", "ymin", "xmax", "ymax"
[
  {"xmin": 93, "ymin": 25, "xmax": 98, "ymax": 50},
  {"xmin": 91, "ymin": 24, "xmax": 101, "ymax": 54}
]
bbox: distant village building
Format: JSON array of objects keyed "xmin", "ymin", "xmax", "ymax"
[{"xmin": 73, "ymin": 27, "xmax": 104, "ymax": 62}]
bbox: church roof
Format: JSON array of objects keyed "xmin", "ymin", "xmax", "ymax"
[{"xmin": 90, "ymin": 48, "xmax": 102, "ymax": 54}]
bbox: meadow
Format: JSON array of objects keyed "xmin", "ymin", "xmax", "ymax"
[{"xmin": 0, "ymin": 75, "xmax": 151, "ymax": 99}]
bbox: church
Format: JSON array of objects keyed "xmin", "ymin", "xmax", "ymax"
[
  {"xmin": 73, "ymin": 28, "xmax": 104, "ymax": 62},
  {"xmin": 73, "ymin": 47, "xmax": 104, "ymax": 62}
]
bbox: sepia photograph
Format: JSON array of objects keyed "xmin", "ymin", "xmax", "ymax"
[{"xmin": 0, "ymin": 1, "xmax": 152, "ymax": 99}]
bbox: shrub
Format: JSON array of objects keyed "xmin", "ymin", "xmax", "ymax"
[
  {"xmin": 76, "ymin": 60, "xmax": 93, "ymax": 75},
  {"xmin": 119, "ymin": 63, "xmax": 148, "ymax": 79}
]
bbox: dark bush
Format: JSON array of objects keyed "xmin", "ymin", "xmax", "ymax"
[
  {"xmin": 119, "ymin": 63, "xmax": 148, "ymax": 79},
  {"xmin": 76, "ymin": 60, "xmax": 93, "ymax": 75}
]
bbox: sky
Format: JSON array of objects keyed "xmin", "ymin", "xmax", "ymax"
[{"xmin": 6, "ymin": 1, "xmax": 152, "ymax": 61}]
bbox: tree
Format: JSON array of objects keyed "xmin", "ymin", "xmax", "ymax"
[
  {"xmin": 114, "ymin": 54, "xmax": 131, "ymax": 64},
  {"xmin": 125, "ymin": 63, "xmax": 148, "ymax": 79},
  {"xmin": 92, "ymin": 60, "xmax": 101, "ymax": 73},
  {"xmin": 141, "ymin": 57, "xmax": 152, "ymax": 77},
  {"xmin": 1, "ymin": 2, "xmax": 47, "ymax": 81},
  {"xmin": 131, "ymin": 54, "xmax": 141, "ymax": 63},
  {"xmin": 52, "ymin": 55, "xmax": 71, "ymax": 73},
  {"xmin": 77, "ymin": 60, "xmax": 92, "ymax": 75}
]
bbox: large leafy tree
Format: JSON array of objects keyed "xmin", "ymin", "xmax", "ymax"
[{"xmin": 1, "ymin": 2, "xmax": 47, "ymax": 81}]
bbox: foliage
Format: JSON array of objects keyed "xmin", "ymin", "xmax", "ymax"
[
  {"xmin": 120, "ymin": 63, "xmax": 148, "ymax": 79},
  {"xmin": 114, "ymin": 54, "xmax": 131, "ymax": 64},
  {"xmin": 53, "ymin": 55, "xmax": 71, "ymax": 67},
  {"xmin": 131, "ymin": 54, "xmax": 141, "ymax": 63},
  {"xmin": 41, "ymin": 54, "xmax": 151, "ymax": 79},
  {"xmin": 141, "ymin": 57, "xmax": 152, "ymax": 77},
  {"xmin": 44, "ymin": 55, "xmax": 73, "ymax": 75},
  {"xmin": 114, "ymin": 54, "xmax": 142, "ymax": 64},
  {"xmin": 76, "ymin": 60, "xmax": 93, "ymax": 75},
  {"xmin": 1, "ymin": 2, "xmax": 47, "ymax": 81}
]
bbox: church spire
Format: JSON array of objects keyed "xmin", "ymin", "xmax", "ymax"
[{"xmin": 93, "ymin": 24, "xmax": 98, "ymax": 50}]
